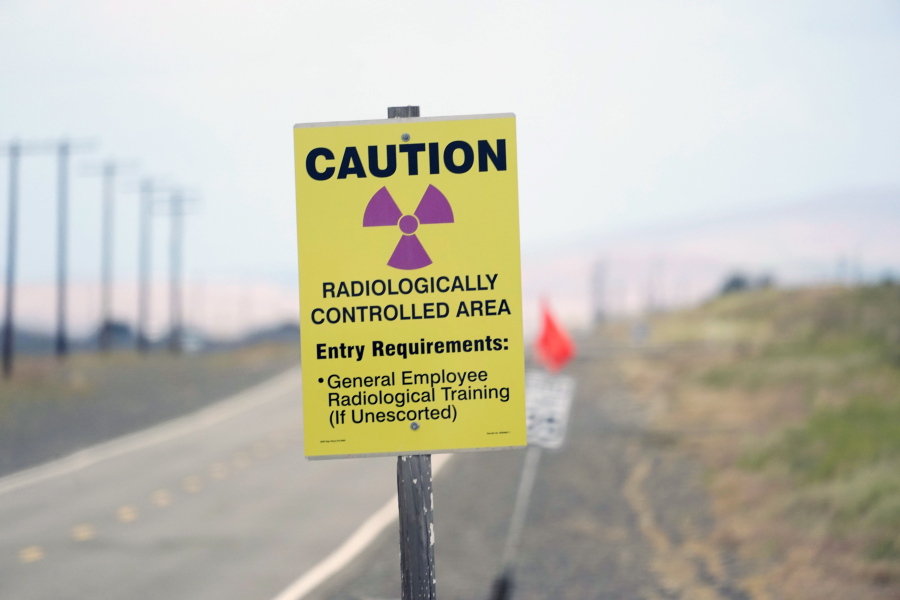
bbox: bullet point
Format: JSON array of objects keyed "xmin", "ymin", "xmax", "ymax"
[{"xmin": 318, "ymin": 377, "xmax": 324, "ymax": 383}]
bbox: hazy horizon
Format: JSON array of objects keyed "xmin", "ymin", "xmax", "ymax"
[{"xmin": 3, "ymin": 1, "xmax": 899, "ymax": 289}]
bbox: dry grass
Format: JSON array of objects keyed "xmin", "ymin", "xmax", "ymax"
[{"xmin": 614, "ymin": 284, "xmax": 900, "ymax": 598}]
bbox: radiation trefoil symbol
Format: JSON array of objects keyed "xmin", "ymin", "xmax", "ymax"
[{"xmin": 363, "ymin": 185, "xmax": 454, "ymax": 270}]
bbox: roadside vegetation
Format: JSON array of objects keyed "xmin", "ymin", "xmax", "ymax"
[{"xmin": 616, "ymin": 283, "xmax": 900, "ymax": 598}]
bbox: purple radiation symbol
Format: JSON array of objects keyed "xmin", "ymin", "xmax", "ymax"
[{"xmin": 363, "ymin": 185, "xmax": 454, "ymax": 270}]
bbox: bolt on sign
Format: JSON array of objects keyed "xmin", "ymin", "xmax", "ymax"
[{"xmin": 293, "ymin": 114, "xmax": 525, "ymax": 458}]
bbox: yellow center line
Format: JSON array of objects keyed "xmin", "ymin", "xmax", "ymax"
[
  {"xmin": 18, "ymin": 545, "xmax": 44, "ymax": 564},
  {"xmin": 152, "ymin": 489, "xmax": 173, "ymax": 507},
  {"xmin": 181, "ymin": 476, "xmax": 203, "ymax": 494},
  {"xmin": 252, "ymin": 442, "xmax": 272, "ymax": 459},
  {"xmin": 209, "ymin": 462, "xmax": 229, "ymax": 480},
  {"xmin": 70, "ymin": 523, "xmax": 96, "ymax": 541},
  {"xmin": 117, "ymin": 505, "xmax": 138, "ymax": 523}
]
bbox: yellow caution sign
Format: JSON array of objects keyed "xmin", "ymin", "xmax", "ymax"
[{"xmin": 293, "ymin": 114, "xmax": 525, "ymax": 458}]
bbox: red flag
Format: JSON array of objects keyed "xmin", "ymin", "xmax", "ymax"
[{"xmin": 535, "ymin": 301, "xmax": 576, "ymax": 372}]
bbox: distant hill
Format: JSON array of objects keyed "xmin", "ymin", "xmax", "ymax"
[
  {"xmin": 8, "ymin": 280, "xmax": 300, "ymax": 344},
  {"xmin": 238, "ymin": 322, "xmax": 300, "ymax": 345},
  {"xmin": 521, "ymin": 188, "xmax": 900, "ymax": 332}
]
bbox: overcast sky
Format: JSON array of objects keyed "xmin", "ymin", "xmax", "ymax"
[{"xmin": 2, "ymin": 0, "xmax": 899, "ymax": 288}]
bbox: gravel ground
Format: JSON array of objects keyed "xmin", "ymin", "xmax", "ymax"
[
  {"xmin": 0, "ymin": 343, "xmax": 299, "ymax": 478},
  {"xmin": 303, "ymin": 342, "xmax": 771, "ymax": 600}
]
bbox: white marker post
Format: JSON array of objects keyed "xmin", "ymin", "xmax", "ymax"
[{"xmin": 491, "ymin": 371, "xmax": 575, "ymax": 600}]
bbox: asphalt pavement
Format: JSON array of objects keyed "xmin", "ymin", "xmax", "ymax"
[
  {"xmin": 1, "ymin": 343, "xmax": 774, "ymax": 600},
  {"xmin": 0, "ymin": 369, "xmax": 398, "ymax": 600}
]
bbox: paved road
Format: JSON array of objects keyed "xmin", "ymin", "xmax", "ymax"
[
  {"xmin": 0, "ymin": 369, "xmax": 398, "ymax": 600},
  {"xmin": 2, "ymin": 348, "xmax": 774, "ymax": 600}
]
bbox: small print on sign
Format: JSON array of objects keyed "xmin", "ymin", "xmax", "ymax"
[
  {"xmin": 294, "ymin": 114, "xmax": 525, "ymax": 459},
  {"xmin": 525, "ymin": 370, "xmax": 575, "ymax": 450}
]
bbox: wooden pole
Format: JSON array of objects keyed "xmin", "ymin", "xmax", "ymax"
[
  {"xmin": 168, "ymin": 191, "xmax": 184, "ymax": 354},
  {"xmin": 137, "ymin": 179, "xmax": 153, "ymax": 352},
  {"xmin": 53, "ymin": 140, "xmax": 95, "ymax": 357},
  {"xmin": 2, "ymin": 143, "xmax": 20, "ymax": 378},
  {"xmin": 389, "ymin": 104, "xmax": 436, "ymax": 600},
  {"xmin": 99, "ymin": 162, "xmax": 116, "ymax": 351},
  {"xmin": 55, "ymin": 141, "xmax": 70, "ymax": 358}
]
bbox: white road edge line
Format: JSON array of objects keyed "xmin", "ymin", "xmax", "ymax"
[
  {"xmin": 270, "ymin": 453, "xmax": 453, "ymax": 600},
  {"xmin": 0, "ymin": 367, "xmax": 301, "ymax": 498}
]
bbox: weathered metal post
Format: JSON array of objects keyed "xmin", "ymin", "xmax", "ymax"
[
  {"xmin": 389, "ymin": 104, "xmax": 437, "ymax": 600},
  {"xmin": 491, "ymin": 445, "xmax": 542, "ymax": 600},
  {"xmin": 397, "ymin": 453, "xmax": 435, "ymax": 600}
]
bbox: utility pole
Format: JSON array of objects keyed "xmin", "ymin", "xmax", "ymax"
[
  {"xmin": 646, "ymin": 257, "xmax": 663, "ymax": 315},
  {"xmin": 2, "ymin": 143, "xmax": 21, "ymax": 379},
  {"xmin": 54, "ymin": 140, "xmax": 94, "ymax": 359},
  {"xmin": 83, "ymin": 160, "xmax": 134, "ymax": 351},
  {"xmin": 137, "ymin": 179, "xmax": 155, "ymax": 353},
  {"xmin": 99, "ymin": 162, "xmax": 117, "ymax": 351},
  {"xmin": 590, "ymin": 260, "xmax": 606, "ymax": 326},
  {"xmin": 2, "ymin": 140, "xmax": 89, "ymax": 376},
  {"xmin": 167, "ymin": 190, "xmax": 188, "ymax": 354},
  {"xmin": 55, "ymin": 142, "xmax": 70, "ymax": 357}
]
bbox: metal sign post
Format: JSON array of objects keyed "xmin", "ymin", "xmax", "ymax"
[
  {"xmin": 390, "ymin": 105, "xmax": 436, "ymax": 600},
  {"xmin": 397, "ymin": 453, "xmax": 435, "ymax": 600}
]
